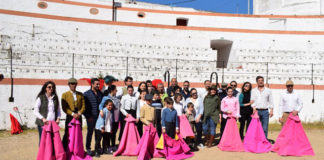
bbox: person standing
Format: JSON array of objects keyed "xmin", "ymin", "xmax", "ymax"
[
  {"xmin": 251, "ymin": 76, "xmax": 274, "ymax": 139},
  {"xmin": 238, "ymin": 82, "xmax": 254, "ymax": 140},
  {"xmin": 136, "ymin": 90, "xmax": 147, "ymax": 136},
  {"xmin": 202, "ymin": 85, "xmax": 220, "ymax": 148},
  {"xmin": 146, "ymin": 80, "xmax": 154, "ymax": 94},
  {"xmin": 221, "ymin": 87, "xmax": 240, "ymax": 132},
  {"xmin": 119, "ymin": 85, "xmax": 137, "ymax": 141},
  {"xmin": 157, "ymin": 83, "xmax": 168, "ymax": 103},
  {"xmin": 152, "ymin": 90, "xmax": 163, "ymax": 136},
  {"xmin": 83, "ymin": 78, "xmax": 103, "ymax": 155},
  {"xmin": 181, "ymin": 81, "xmax": 190, "ymax": 100},
  {"xmin": 34, "ymin": 81, "xmax": 61, "ymax": 142},
  {"xmin": 162, "ymin": 97, "xmax": 179, "ymax": 139},
  {"xmin": 102, "ymin": 75, "xmax": 118, "ymax": 96},
  {"xmin": 199, "ymin": 80, "xmax": 211, "ymax": 99},
  {"xmin": 218, "ymin": 82, "xmax": 228, "ymax": 138},
  {"xmin": 61, "ymin": 78, "xmax": 86, "ymax": 150},
  {"xmin": 167, "ymin": 78, "xmax": 181, "ymax": 97},
  {"xmin": 121, "ymin": 76, "xmax": 133, "ymax": 96},
  {"xmin": 135, "ymin": 81, "xmax": 147, "ymax": 98},
  {"xmin": 230, "ymin": 81, "xmax": 240, "ymax": 98},
  {"xmin": 278, "ymin": 80, "xmax": 303, "ymax": 125}
]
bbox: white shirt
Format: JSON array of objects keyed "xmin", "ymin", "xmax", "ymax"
[
  {"xmin": 251, "ymin": 87, "xmax": 274, "ymax": 109},
  {"xmin": 174, "ymin": 102, "xmax": 184, "ymax": 116},
  {"xmin": 34, "ymin": 95, "xmax": 61, "ymax": 121},
  {"xmin": 136, "ymin": 99, "xmax": 146, "ymax": 119},
  {"xmin": 105, "ymin": 111, "xmax": 112, "ymax": 132},
  {"xmin": 70, "ymin": 91, "xmax": 77, "ymax": 101},
  {"xmin": 199, "ymin": 89, "xmax": 208, "ymax": 99},
  {"xmin": 278, "ymin": 91, "xmax": 303, "ymax": 117},
  {"xmin": 120, "ymin": 94, "xmax": 137, "ymax": 116}
]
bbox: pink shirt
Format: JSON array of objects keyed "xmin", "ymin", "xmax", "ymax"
[{"xmin": 221, "ymin": 96, "xmax": 240, "ymax": 119}]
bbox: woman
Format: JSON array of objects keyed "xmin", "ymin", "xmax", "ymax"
[
  {"xmin": 135, "ymin": 81, "xmax": 147, "ymax": 98},
  {"xmin": 34, "ymin": 81, "xmax": 61, "ymax": 142},
  {"xmin": 185, "ymin": 88, "xmax": 204, "ymax": 148},
  {"xmin": 202, "ymin": 85, "xmax": 220, "ymax": 148},
  {"xmin": 239, "ymin": 82, "xmax": 253, "ymax": 140},
  {"xmin": 107, "ymin": 85, "xmax": 121, "ymax": 152},
  {"xmin": 136, "ymin": 90, "xmax": 147, "ymax": 137}
]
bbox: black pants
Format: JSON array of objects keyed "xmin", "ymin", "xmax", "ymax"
[
  {"xmin": 195, "ymin": 122, "xmax": 203, "ymax": 145},
  {"xmin": 137, "ymin": 120, "xmax": 143, "ymax": 137},
  {"xmin": 62, "ymin": 115, "xmax": 82, "ymax": 150},
  {"xmin": 95, "ymin": 129, "xmax": 103, "ymax": 152},
  {"xmin": 155, "ymin": 109, "xmax": 162, "ymax": 137},
  {"xmin": 239, "ymin": 112, "xmax": 252, "ymax": 139},
  {"xmin": 111, "ymin": 122, "xmax": 118, "ymax": 147},
  {"xmin": 220, "ymin": 115, "xmax": 227, "ymax": 139},
  {"xmin": 165, "ymin": 122, "xmax": 176, "ymax": 139},
  {"xmin": 102, "ymin": 132, "xmax": 112, "ymax": 150},
  {"xmin": 118, "ymin": 110, "xmax": 136, "ymax": 141},
  {"xmin": 86, "ymin": 116, "xmax": 97, "ymax": 150}
]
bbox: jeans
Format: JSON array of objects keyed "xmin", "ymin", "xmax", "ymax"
[
  {"xmin": 202, "ymin": 117, "xmax": 216, "ymax": 136},
  {"xmin": 86, "ymin": 117, "xmax": 97, "ymax": 150},
  {"xmin": 37, "ymin": 125, "xmax": 43, "ymax": 145},
  {"xmin": 257, "ymin": 109, "xmax": 269, "ymax": 138}
]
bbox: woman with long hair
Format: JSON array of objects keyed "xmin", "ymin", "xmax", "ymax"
[
  {"xmin": 239, "ymin": 82, "xmax": 254, "ymax": 139},
  {"xmin": 34, "ymin": 81, "xmax": 61, "ymax": 142},
  {"xmin": 135, "ymin": 81, "xmax": 147, "ymax": 98}
]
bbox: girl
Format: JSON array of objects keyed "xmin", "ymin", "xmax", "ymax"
[
  {"xmin": 136, "ymin": 90, "xmax": 147, "ymax": 136},
  {"xmin": 34, "ymin": 81, "xmax": 61, "ymax": 143},
  {"xmin": 107, "ymin": 85, "xmax": 120, "ymax": 152},
  {"xmin": 135, "ymin": 81, "xmax": 147, "ymax": 98},
  {"xmin": 239, "ymin": 82, "xmax": 253, "ymax": 140},
  {"xmin": 173, "ymin": 93, "xmax": 184, "ymax": 116},
  {"xmin": 221, "ymin": 87, "xmax": 240, "ymax": 127},
  {"xmin": 162, "ymin": 97, "xmax": 179, "ymax": 139},
  {"xmin": 94, "ymin": 99, "xmax": 114, "ymax": 157},
  {"xmin": 202, "ymin": 85, "xmax": 220, "ymax": 148}
]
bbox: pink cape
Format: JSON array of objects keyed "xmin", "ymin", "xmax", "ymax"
[
  {"xmin": 9, "ymin": 113, "xmax": 23, "ymax": 135},
  {"xmin": 114, "ymin": 115, "xmax": 141, "ymax": 157},
  {"xmin": 66, "ymin": 118, "xmax": 92, "ymax": 160},
  {"xmin": 157, "ymin": 133, "xmax": 194, "ymax": 160},
  {"xmin": 37, "ymin": 121, "xmax": 66, "ymax": 160},
  {"xmin": 135, "ymin": 124, "xmax": 164, "ymax": 160},
  {"xmin": 178, "ymin": 115, "xmax": 195, "ymax": 138},
  {"xmin": 272, "ymin": 114, "xmax": 315, "ymax": 156},
  {"xmin": 218, "ymin": 117, "xmax": 244, "ymax": 152},
  {"xmin": 243, "ymin": 113, "xmax": 272, "ymax": 153}
]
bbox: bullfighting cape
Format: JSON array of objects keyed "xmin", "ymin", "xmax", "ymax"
[{"xmin": 218, "ymin": 117, "xmax": 244, "ymax": 152}]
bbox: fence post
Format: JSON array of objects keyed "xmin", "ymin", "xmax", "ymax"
[
  {"xmin": 266, "ymin": 62, "xmax": 269, "ymax": 87},
  {"xmin": 9, "ymin": 46, "xmax": 14, "ymax": 102},
  {"xmin": 126, "ymin": 57, "xmax": 129, "ymax": 77},
  {"xmin": 222, "ymin": 61, "xmax": 224, "ymax": 83},
  {"xmin": 175, "ymin": 59, "xmax": 178, "ymax": 79},
  {"xmin": 72, "ymin": 53, "xmax": 75, "ymax": 78},
  {"xmin": 312, "ymin": 63, "xmax": 315, "ymax": 103}
]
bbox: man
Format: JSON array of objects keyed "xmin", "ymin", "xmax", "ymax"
[
  {"xmin": 83, "ymin": 78, "xmax": 103, "ymax": 155},
  {"xmin": 157, "ymin": 83, "xmax": 168, "ymax": 103},
  {"xmin": 230, "ymin": 81, "xmax": 240, "ymax": 97},
  {"xmin": 218, "ymin": 82, "xmax": 228, "ymax": 101},
  {"xmin": 181, "ymin": 81, "xmax": 190, "ymax": 100},
  {"xmin": 199, "ymin": 80, "xmax": 211, "ymax": 99},
  {"xmin": 251, "ymin": 76, "xmax": 274, "ymax": 139},
  {"xmin": 146, "ymin": 80, "xmax": 154, "ymax": 94},
  {"xmin": 119, "ymin": 85, "xmax": 137, "ymax": 140},
  {"xmin": 102, "ymin": 75, "xmax": 118, "ymax": 96},
  {"xmin": 61, "ymin": 78, "xmax": 86, "ymax": 150},
  {"xmin": 278, "ymin": 80, "xmax": 303, "ymax": 125},
  {"xmin": 121, "ymin": 76, "xmax": 133, "ymax": 96},
  {"xmin": 167, "ymin": 78, "xmax": 181, "ymax": 97}
]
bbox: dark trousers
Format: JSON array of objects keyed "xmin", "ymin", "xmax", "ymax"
[
  {"xmin": 155, "ymin": 109, "xmax": 162, "ymax": 137},
  {"xmin": 111, "ymin": 122, "xmax": 118, "ymax": 147},
  {"xmin": 118, "ymin": 110, "xmax": 136, "ymax": 141},
  {"xmin": 62, "ymin": 115, "xmax": 82, "ymax": 150},
  {"xmin": 102, "ymin": 132, "xmax": 112, "ymax": 150},
  {"xmin": 37, "ymin": 125, "xmax": 43, "ymax": 145},
  {"xmin": 220, "ymin": 115, "xmax": 227, "ymax": 138},
  {"xmin": 165, "ymin": 122, "xmax": 176, "ymax": 139},
  {"xmin": 86, "ymin": 117, "xmax": 97, "ymax": 150},
  {"xmin": 95, "ymin": 129, "xmax": 103, "ymax": 152},
  {"xmin": 137, "ymin": 120, "xmax": 143, "ymax": 137},
  {"xmin": 239, "ymin": 112, "xmax": 252, "ymax": 140},
  {"xmin": 195, "ymin": 122, "xmax": 203, "ymax": 145}
]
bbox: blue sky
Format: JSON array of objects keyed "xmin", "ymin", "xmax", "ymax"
[{"xmin": 138, "ymin": 0, "xmax": 253, "ymax": 14}]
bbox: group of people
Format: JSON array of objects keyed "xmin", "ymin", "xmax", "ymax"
[{"xmin": 34, "ymin": 74, "xmax": 307, "ymax": 158}]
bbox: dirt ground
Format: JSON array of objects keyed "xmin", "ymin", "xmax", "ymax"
[{"xmin": 0, "ymin": 129, "xmax": 323, "ymax": 160}]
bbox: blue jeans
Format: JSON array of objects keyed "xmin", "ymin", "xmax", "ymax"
[
  {"xmin": 37, "ymin": 125, "xmax": 43, "ymax": 145},
  {"xmin": 203, "ymin": 117, "xmax": 216, "ymax": 136},
  {"xmin": 257, "ymin": 109, "xmax": 269, "ymax": 138}
]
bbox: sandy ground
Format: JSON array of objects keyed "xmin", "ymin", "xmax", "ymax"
[{"xmin": 0, "ymin": 129, "xmax": 323, "ymax": 160}]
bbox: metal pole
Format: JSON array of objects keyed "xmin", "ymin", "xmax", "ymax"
[
  {"xmin": 126, "ymin": 57, "xmax": 129, "ymax": 77},
  {"xmin": 112, "ymin": 0, "xmax": 115, "ymax": 21},
  {"xmin": 164, "ymin": 71, "xmax": 170, "ymax": 88},
  {"xmin": 222, "ymin": 61, "xmax": 224, "ymax": 83},
  {"xmin": 210, "ymin": 72, "xmax": 219, "ymax": 88},
  {"xmin": 175, "ymin": 59, "xmax": 178, "ymax": 79},
  {"xmin": 312, "ymin": 63, "xmax": 315, "ymax": 103},
  {"xmin": 9, "ymin": 46, "xmax": 14, "ymax": 102},
  {"xmin": 72, "ymin": 53, "xmax": 75, "ymax": 78},
  {"xmin": 266, "ymin": 62, "xmax": 269, "ymax": 87},
  {"xmin": 248, "ymin": 0, "xmax": 250, "ymax": 15}
]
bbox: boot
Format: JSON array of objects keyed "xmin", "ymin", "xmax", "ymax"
[
  {"xmin": 204, "ymin": 134, "xmax": 210, "ymax": 146},
  {"xmin": 207, "ymin": 135, "xmax": 215, "ymax": 148}
]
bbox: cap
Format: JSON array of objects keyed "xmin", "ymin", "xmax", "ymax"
[
  {"xmin": 104, "ymin": 75, "xmax": 118, "ymax": 84},
  {"xmin": 221, "ymin": 82, "xmax": 227, "ymax": 88},
  {"xmin": 145, "ymin": 94, "xmax": 153, "ymax": 101},
  {"xmin": 286, "ymin": 80, "xmax": 294, "ymax": 86},
  {"xmin": 210, "ymin": 85, "xmax": 218, "ymax": 90},
  {"xmin": 68, "ymin": 78, "xmax": 77, "ymax": 84}
]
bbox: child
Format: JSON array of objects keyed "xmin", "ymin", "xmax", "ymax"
[
  {"xmin": 140, "ymin": 94, "xmax": 156, "ymax": 126},
  {"xmin": 136, "ymin": 90, "xmax": 147, "ymax": 137},
  {"xmin": 162, "ymin": 97, "xmax": 179, "ymax": 139},
  {"xmin": 173, "ymin": 93, "xmax": 184, "ymax": 116},
  {"xmin": 185, "ymin": 102, "xmax": 196, "ymax": 132},
  {"xmin": 152, "ymin": 90, "xmax": 163, "ymax": 136},
  {"xmin": 94, "ymin": 99, "xmax": 115, "ymax": 157}
]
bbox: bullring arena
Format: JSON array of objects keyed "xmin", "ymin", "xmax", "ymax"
[{"xmin": 0, "ymin": 0, "xmax": 324, "ymax": 159}]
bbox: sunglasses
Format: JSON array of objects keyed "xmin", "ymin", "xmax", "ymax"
[
  {"xmin": 231, "ymin": 84, "xmax": 237, "ymax": 87},
  {"xmin": 191, "ymin": 93, "xmax": 197, "ymax": 95},
  {"xmin": 47, "ymin": 86, "xmax": 53, "ymax": 89},
  {"xmin": 69, "ymin": 83, "xmax": 77, "ymax": 85},
  {"xmin": 286, "ymin": 85, "xmax": 293, "ymax": 88}
]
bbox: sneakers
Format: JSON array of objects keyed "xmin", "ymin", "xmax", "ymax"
[
  {"xmin": 95, "ymin": 151, "xmax": 100, "ymax": 158},
  {"xmin": 103, "ymin": 148, "xmax": 114, "ymax": 154},
  {"xmin": 111, "ymin": 145, "xmax": 118, "ymax": 152},
  {"xmin": 197, "ymin": 143, "xmax": 205, "ymax": 149},
  {"xmin": 86, "ymin": 149, "xmax": 94, "ymax": 156}
]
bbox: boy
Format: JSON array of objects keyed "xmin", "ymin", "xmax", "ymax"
[
  {"xmin": 152, "ymin": 90, "xmax": 163, "ymax": 136},
  {"xmin": 162, "ymin": 97, "xmax": 179, "ymax": 139},
  {"xmin": 94, "ymin": 99, "xmax": 115, "ymax": 157},
  {"xmin": 185, "ymin": 102, "xmax": 198, "ymax": 151},
  {"xmin": 140, "ymin": 94, "xmax": 156, "ymax": 126}
]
